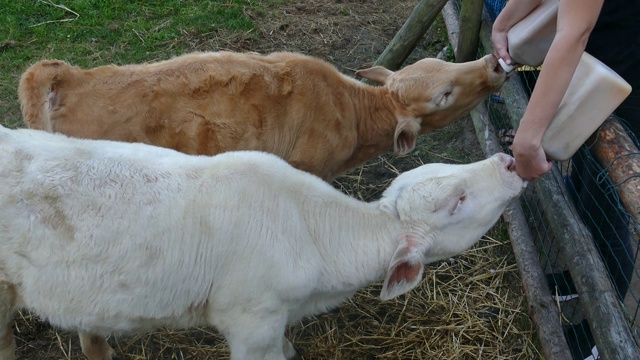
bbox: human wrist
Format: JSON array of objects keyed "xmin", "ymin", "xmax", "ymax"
[
  {"xmin": 492, "ymin": 20, "xmax": 510, "ymax": 35},
  {"xmin": 512, "ymin": 131, "xmax": 542, "ymax": 153}
]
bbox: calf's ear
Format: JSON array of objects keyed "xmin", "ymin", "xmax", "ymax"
[
  {"xmin": 380, "ymin": 238, "xmax": 426, "ymax": 301},
  {"xmin": 356, "ymin": 66, "xmax": 394, "ymax": 85},
  {"xmin": 394, "ymin": 117, "xmax": 419, "ymax": 155}
]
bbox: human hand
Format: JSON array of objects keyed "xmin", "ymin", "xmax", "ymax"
[
  {"xmin": 511, "ymin": 135, "xmax": 553, "ymax": 180},
  {"xmin": 491, "ymin": 27, "xmax": 514, "ymax": 67}
]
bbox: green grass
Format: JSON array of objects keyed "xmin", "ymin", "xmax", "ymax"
[{"xmin": 0, "ymin": 0, "xmax": 284, "ymax": 127}]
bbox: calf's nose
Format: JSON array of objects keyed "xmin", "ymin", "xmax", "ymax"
[
  {"xmin": 495, "ymin": 152, "xmax": 516, "ymax": 172},
  {"xmin": 484, "ymin": 54, "xmax": 504, "ymax": 74}
]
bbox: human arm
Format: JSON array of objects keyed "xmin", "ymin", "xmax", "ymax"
[
  {"xmin": 492, "ymin": 0, "xmax": 604, "ymax": 180},
  {"xmin": 491, "ymin": 0, "xmax": 543, "ymax": 66}
]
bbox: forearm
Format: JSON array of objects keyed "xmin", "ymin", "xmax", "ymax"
[
  {"xmin": 492, "ymin": 0, "xmax": 543, "ymax": 64},
  {"xmin": 493, "ymin": 0, "xmax": 542, "ymax": 33},
  {"xmin": 518, "ymin": 36, "xmax": 584, "ymax": 143},
  {"xmin": 517, "ymin": 0, "xmax": 604, "ymax": 144}
]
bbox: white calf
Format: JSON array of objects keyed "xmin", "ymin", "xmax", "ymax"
[{"xmin": 0, "ymin": 125, "xmax": 525, "ymax": 360}]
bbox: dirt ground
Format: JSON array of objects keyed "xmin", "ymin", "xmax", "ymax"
[{"xmin": 9, "ymin": 1, "xmax": 538, "ymax": 359}]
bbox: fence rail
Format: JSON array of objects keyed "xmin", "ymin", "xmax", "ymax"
[{"xmin": 442, "ymin": 1, "xmax": 640, "ymax": 358}]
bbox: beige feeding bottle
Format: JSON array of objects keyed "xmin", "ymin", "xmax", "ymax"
[{"xmin": 497, "ymin": 0, "xmax": 632, "ymax": 161}]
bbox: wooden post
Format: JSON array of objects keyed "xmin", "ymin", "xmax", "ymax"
[
  {"xmin": 371, "ymin": 0, "xmax": 449, "ymax": 71},
  {"xmin": 589, "ymin": 117, "xmax": 640, "ymax": 222},
  {"xmin": 469, "ymin": 103, "xmax": 573, "ymax": 360},
  {"xmin": 441, "ymin": 1, "xmax": 460, "ymax": 52},
  {"xmin": 456, "ymin": 0, "xmax": 483, "ymax": 62},
  {"xmin": 534, "ymin": 168, "xmax": 640, "ymax": 360},
  {"xmin": 442, "ymin": 4, "xmax": 571, "ymax": 358},
  {"xmin": 476, "ymin": 8, "xmax": 528, "ymax": 129},
  {"xmin": 469, "ymin": 7, "xmax": 639, "ymax": 359}
]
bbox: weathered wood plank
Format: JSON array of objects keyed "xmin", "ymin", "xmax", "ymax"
[
  {"xmin": 590, "ymin": 117, "xmax": 640, "ymax": 223},
  {"xmin": 473, "ymin": 6, "xmax": 639, "ymax": 360},
  {"xmin": 371, "ymin": 0, "xmax": 449, "ymax": 71},
  {"xmin": 442, "ymin": 4, "xmax": 572, "ymax": 358},
  {"xmin": 470, "ymin": 102, "xmax": 572, "ymax": 360},
  {"xmin": 456, "ymin": 0, "xmax": 483, "ymax": 62}
]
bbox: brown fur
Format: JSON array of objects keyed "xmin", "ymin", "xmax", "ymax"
[{"xmin": 19, "ymin": 51, "xmax": 506, "ymax": 180}]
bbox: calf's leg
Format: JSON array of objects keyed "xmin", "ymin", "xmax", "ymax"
[
  {"xmin": 214, "ymin": 310, "xmax": 289, "ymax": 360},
  {"xmin": 79, "ymin": 332, "xmax": 114, "ymax": 360},
  {"xmin": 282, "ymin": 337, "xmax": 297, "ymax": 359}
]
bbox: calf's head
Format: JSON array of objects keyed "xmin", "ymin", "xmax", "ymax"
[
  {"xmin": 357, "ymin": 55, "xmax": 506, "ymax": 155},
  {"xmin": 377, "ymin": 153, "xmax": 525, "ymax": 300}
]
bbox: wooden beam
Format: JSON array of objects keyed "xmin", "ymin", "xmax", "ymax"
[
  {"xmin": 534, "ymin": 168, "xmax": 639, "ymax": 360},
  {"xmin": 441, "ymin": 1, "xmax": 460, "ymax": 53},
  {"xmin": 472, "ymin": 7, "xmax": 639, "ymax": 359},
  {"xmin": 456, "ymin": 0, "xmax": 483, "ymax": 62},
  {"xmin": 469, "ymin": 102, "xmax": 572, "ymax": 360},
  {"xmin": 442, "ymin": 4, "xmax": 571, "ymax": 358},
  {"xmin": 372, "ymin": 0, "xmax": 449, "ymax": 71},
  {"xmin": 590, "ymin": 117, "xmax": 640, "ymax": 222}
]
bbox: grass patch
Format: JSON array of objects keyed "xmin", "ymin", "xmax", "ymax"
[{"xmin": 0, "ymin": 0, "xmax": 284, "ymax": 126}]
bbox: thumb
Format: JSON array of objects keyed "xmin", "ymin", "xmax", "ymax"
[
  {"xmin": 492, "ymin": 40, "xmax": 513, "ymax": 67},
  {"xmin": 545, "ymin": 160, "xmax": 554, "ymax": 172}
]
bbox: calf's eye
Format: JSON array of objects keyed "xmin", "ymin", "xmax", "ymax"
[
  {"xmin": 449, "ymin": 194, "xmax": 466, "ymax": 215},
  {"xmin": 438, "ymin": 90, "xmax": 452, "ymax": 106}
]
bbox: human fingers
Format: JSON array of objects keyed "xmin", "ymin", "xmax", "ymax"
[
  {"xmin": 490, "ymin": 31, "xmax": 513, "ymax": 65},
  {"xmin": 513, "ymin": 148, "xmax": 553, "ymax": 180}
]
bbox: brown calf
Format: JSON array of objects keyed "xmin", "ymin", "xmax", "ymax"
[{"xmin": 19, "ymin": 51, "xmax": 506, "ymax": 180}]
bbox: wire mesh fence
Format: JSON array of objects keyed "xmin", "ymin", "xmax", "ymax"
[
  {"xmin": 487, "ymin": 69, "xmax": 640, "ymax": 359},
  {"xmin": 478, "ymin": 1, "xmax": 640, "ymax": 357}
]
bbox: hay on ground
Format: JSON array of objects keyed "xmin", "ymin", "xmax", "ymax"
[{"xmin": 11, "ymin": 1, "xmax": 539, "ymax": 358}]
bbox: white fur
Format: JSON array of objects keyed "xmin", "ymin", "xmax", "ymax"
[{"xmin": 0, "ymin": 125, "xmax": 525, "ymax": 360}]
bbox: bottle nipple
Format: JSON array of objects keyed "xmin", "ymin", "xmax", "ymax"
[{"xmin": 498, "ymin": 58, "xmax": 516, "ymax": 73}]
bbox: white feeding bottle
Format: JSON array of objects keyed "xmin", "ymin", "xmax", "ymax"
[{"xmin": 497, "ymin": 0, "xmax": 632, "ymax": 161}]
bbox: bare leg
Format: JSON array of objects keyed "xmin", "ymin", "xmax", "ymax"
[
  {"xmin": 0, "ymin": 282, "xmax": 16, "ymax": 360},
  {"xmin": 79, "ymin": 332, "xmax": 114, "ymax": 360}
]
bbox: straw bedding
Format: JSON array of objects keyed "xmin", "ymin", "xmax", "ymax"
[{"xmin": 12, "ymin": 1, "xmax": 540, "ymax": 358}]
